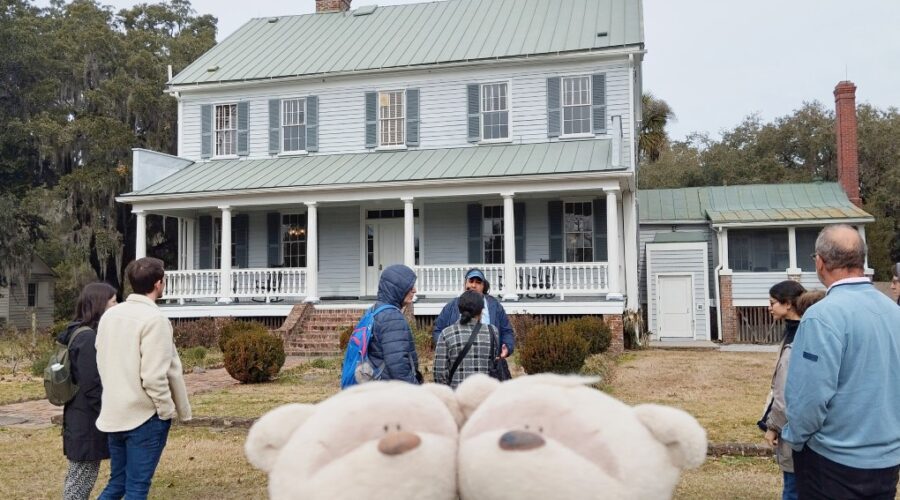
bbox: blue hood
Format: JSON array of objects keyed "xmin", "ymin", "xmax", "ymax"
[{"xmin": 377, "ymin": 265, "xmax": 417, "ymax": 308}]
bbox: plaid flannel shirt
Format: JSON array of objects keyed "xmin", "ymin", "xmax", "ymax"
[{"xmin": 433, "ymin": 321, "xmax": 498, "ymax": 389}]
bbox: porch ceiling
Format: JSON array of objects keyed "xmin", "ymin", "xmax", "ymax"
[{"xmin": 126, "ymin": 141, "xmax": 618, "ymax": 197}]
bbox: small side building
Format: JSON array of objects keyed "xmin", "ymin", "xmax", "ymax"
[{"xmin": 0, "ymin": 257, "xmax": 57, "ymax": 331}]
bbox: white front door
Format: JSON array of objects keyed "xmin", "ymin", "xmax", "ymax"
[
  {"xmin": 365, "ymin": 219, "xmax": 405, "ymax": 296},
  {"xmin": 657, "ymin": 275, "xmax": 694, "ymax": 338}
]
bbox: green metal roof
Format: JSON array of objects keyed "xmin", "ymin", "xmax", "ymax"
[
  {"xmin": 127, "ymin": 140, "xmax": 616, "ymax": 197},
  {"xmin": 169, "ymin": 0, "xmax": 644, "ymax": 87},
  {"xmin": 652, "ymin": 232, "xmax": 707, "ymax": 244},
  {"xmin": 639, "ymin": 183, "xmax": 873, "ymax": 224}
]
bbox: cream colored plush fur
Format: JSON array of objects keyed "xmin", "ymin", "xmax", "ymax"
[
  {"xmin": 245, "ymin": 381, "xmax": 461, "ymax": 500},
  {"xmin": 456, "ymin": 374, "xmax": 707, "ymax": 500}
]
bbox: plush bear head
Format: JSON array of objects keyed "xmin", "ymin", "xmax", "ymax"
[
  {"xmin": 456, "ymin": 374, "xmax": 707, "ymax": 500},
  {"xmin": 245, "ymin": 381, "xmax": 463, "ymax": 500}
]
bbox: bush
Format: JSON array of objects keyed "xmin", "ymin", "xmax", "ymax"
[
  {"xmin": 580, "ymin": 353, "xmax": 617, "ymax": 391},
  {"xmin": 518, "ymin": 324, "xmax": 589, "ymax": 375},
  {"xmin": 339, "ymin": 325, "xmax": 354, "ymax": 351},
  {"xmin": 47, "ymin": 320, "xmax": 71, "ymax": 340},
  {"xmin": 173, "ymin": 318, "xmax": 218, "ymax": 348},
  {"xmin": 223, "ymin": 330, "xmax": 286, "ymax": 383},
  {"xmin": 30, "ymin": 348, "xmax": 54, "ymax": 377},
  {"xmin": 561, "ymin": 316, "xmax": 612, "ymax": 354},
  {"xmin": 412, "ymin": 325, "xmax": 433, "ymax": 356},
  {"xmin": 218, "ymin": 320, "xmax": 268, "ymax": 352},
  {"xmin": 507, "ymin": 314, "xmax": 542, "ymax": 349}
]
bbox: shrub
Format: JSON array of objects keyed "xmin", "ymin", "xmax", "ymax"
[
  {"xmin": 338, "ymin": 325, "xmax": 354, "ymax": 351},
  {"xmin": 179, "ymin": 346, "xmax": 208, "ymax": 367},
  {"xmin": 223, "ymin": 330, "xmax": 286, "ymax": 383},
  {"xmin": 30, "ymin": 349, "xmax": 54, "ymax": 377},
  {"xmin": 47, "ymin": 320, "xmax": 71, "ymax": 340},
  {"xmin": 507, "ymin": 314, "xmax": 542, "ymax": 349},
  {"xmin": 412, "ymin": 326, "xmax": 433, "ymax": 356},
  {"xmin": 218, "ymin": 320, "xmax": 268, "ymax": 352},
  {"xmin": 580, "ymin": 353, "xmax": 617, "ymax": 391},
  {"xmin": 561, "ymin": 316, "xmax": 612, "ymax": 354},
  {"xmin": 173, "ymin": 318, "xmax": 218, "ymax": 348},
  {"xmin": 518, "ymin": 324, "xmax": 589, "ymax": 375}
]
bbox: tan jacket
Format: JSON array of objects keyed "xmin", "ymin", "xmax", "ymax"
[
  {"xmin": 766, "ymin": 341, "xmax": 793, "ymax": 472},
  {"xmin": 95, "ymin": 294, "xmax": 191, "ymax": 432}
]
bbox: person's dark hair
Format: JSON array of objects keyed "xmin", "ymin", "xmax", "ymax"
[
  {"xmin": 76, "ymin": 282, "xmax": 117, "ymax": 329},
  {"xmin": 796, "ymin": 290, "xmax": 826, "ymax": 316},
  {"xmin": 126, "ymin": 257, "xmax": 165, "ymax": 294},
  {"xmin": 769, "ymin": 280, "xmax": 806, "ymax": 310},
  {"xmin": 815, "ymin": 224, "xmax": 866, "ymax": 271},
  {"xmin": 457, "ymin": 290, "xmax": 485, "ymax": 325},
  {"xmin": 892, "ymin": 263, "xmax": 900, "ymax": 279},
  {"xmin": 464, "ymin": 268, "xmax": 490, "ymax": 294}
]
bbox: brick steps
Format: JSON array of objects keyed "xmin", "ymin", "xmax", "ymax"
[{"xmin": 279, "ymin": 307, "xmax": 363, "ymax": 357}]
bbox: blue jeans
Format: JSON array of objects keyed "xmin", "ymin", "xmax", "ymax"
[
  {"xmin": 782, "ymin": 471, "xmax": 798, "ymax": 500},
  {"xmin": 99, "ymin": 414, "xmax": 171, "ymax": 500}
]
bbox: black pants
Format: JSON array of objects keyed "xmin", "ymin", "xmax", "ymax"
[{"xmin": 794, "ymin": 445, "xmax": 900, "ymax": 500}]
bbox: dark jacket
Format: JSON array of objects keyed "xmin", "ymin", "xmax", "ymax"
[
  {"xmin": 58, "ymin": 322, "xmax": 109, "ymax": 461},
  {"xmin": 367, "ymin": 265, "xmax": 420, "ymax": 384},
  {"xmin": 432, "ymin": 294, "xmax": 515, "ymax": 354}
]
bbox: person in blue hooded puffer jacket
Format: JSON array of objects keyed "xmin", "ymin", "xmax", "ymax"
[{"xmin": 366, "ymin": 264, "xmax": 422, "ymax": 384}]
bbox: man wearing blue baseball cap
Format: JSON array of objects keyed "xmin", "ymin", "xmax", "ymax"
[{"xmin": 431, "ymin": 268, "xmax": 515, "ymax": 359}]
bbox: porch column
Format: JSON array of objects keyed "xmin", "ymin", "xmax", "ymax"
[
  {"xmin": 501, "ymin": 193, "xmax": 518, "ymax": 301},
  {"xmin": 787, "ymin": 227, "xmax": 801, "ymax": 277},
  {"xmin": 135, "ymin": 210, "xmax": 147, "ymax": 259},
  {"xmin": 403, "ymin": 197, "xmax": 415, "ymax": 268},
  {"xmin": 218, "ymin": 206, "xmax": 233, "ymax": 303},
  {"xmin": 622, "ymin": 190, "xmax": 639, "ymax": 309},
  {"xmin": 304, "ymin": 202, "xmax": 319, "ymax": 302},
  {"xmin": 605, "ymin": 188, "xmax": 623, "ymax": 301}
]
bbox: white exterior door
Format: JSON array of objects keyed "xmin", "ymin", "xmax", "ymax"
[
  {"xmin": 365, "ymin": 219, "xmax": 405, "ymax": 295},
  {"xmin": 657, "ymin": 275, "xmax": 694, "ymax": 338}
]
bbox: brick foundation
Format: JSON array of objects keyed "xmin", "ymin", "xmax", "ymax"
[
  {"xmin": 315, "ymin": 0, "xmax": 351, "ymax": 13},
  {"xmin": 605, "ymin": 314, "xmax": 624, "ymax": 354},
  {"xmin": 720, "ymin": 275, "xmax": 738, "ymax": 344}
]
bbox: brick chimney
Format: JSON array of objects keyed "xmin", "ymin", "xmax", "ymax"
[
  {"xmin": 834, "ymin": 81, "xmax": 861, "ymax": 207},
  {"xmin": 316, "ymin": 0, "xmax": 351, "ymax": 12}
]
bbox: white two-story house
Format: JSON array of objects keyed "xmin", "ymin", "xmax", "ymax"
[{"xmin": 118, "ymin": 0, "xmax": 646, "ymax": 347}]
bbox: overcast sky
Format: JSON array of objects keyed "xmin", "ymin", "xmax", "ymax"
[{"xmin": 38, "ymin": 0, "xmax": 900, "ymax": 140}]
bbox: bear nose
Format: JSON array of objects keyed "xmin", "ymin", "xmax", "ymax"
[
  {"xmin": 378, "ymin": 431, "xmax": 421, "ymax": 456},
  {"xmin": 499, "ymin": 430, "xmax": 545, "ymax": 451}
]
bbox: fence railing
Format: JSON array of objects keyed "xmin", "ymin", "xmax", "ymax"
[
  {"xmin": 231, "ymin": 268, "xmax": 307, "ymax": 301},
  {"xmin": 162, "ymin": 270, "xmax": 222, "ymax": 301},
  {"xmin": 415, "ymin": 264, "xmax": 504, "ymax": 297},
  {"xmin": 415, "ymin": 262, "xmax": 609, "ymax": 298}
]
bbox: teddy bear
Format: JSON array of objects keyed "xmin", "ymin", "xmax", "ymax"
[
  {"xmin": 455, "ymin": 374, "xmax": 707, "ymax": 500},
  {"xmin": 244, "ymin": 381, "xmax": 462, "ymax": 500}
]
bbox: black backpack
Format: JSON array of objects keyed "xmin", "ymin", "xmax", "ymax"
[{"xmin": 43, "ymin": 326, "xmax": 90, "ymax": 406}]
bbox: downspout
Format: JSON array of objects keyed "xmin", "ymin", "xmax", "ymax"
[{"xmin": 713, "ymin": 226, "xmax": 724, "ymax": 342}]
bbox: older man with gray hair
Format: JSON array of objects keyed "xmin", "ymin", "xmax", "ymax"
[{"xmin": 782, "ymin": 224, "xmax": 900, "ymax": 499}]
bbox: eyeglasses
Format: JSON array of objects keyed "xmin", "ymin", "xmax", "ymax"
[{"xmin": 810, "ymin": 253, "xmax": 818, "ymax": 263}]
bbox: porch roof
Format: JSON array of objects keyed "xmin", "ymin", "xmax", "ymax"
[
  {"xmin": 639, "ymin": 183, "xmax": 873, "ymax": 225},
  {"xmin": 126, "ymin": 140, "xmax": 618, "ymax": 197}
]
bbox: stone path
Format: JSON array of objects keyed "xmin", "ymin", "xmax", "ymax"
[{"xmin": 0, "ymin": 356, "xmax": 307, "ymax": 430}]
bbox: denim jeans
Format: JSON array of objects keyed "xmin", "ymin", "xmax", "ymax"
[
  {"xmin": 782, "ymin": 471, "xmax": 798, "ymax": 500},
  {"xmin": 98, "ymin": 414, "xmax": 171, "ymax": 500}
]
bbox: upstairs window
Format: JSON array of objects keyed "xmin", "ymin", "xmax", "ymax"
[
  {"xmin": 481, "ymin": 83, "xmax": 509, "ymax": 141},
  {"xmin": 482, "ymin": 205, "xmax": 504, "ymax": 264},
  {"xmin": 564, "ymin": 201, "xmax": 593, "ymax": 262},
  {"xmin": 215, "ymin": 104, "xmax": 237, "ymax": 156},
  {"xmin": 562, "ymin": 76, "xmax": 592, "ymax": 136},
  {"xmin": 378, "ymin": 90, "xmax": 405, "ymax": 146},
  {"xmin": 282, "ymin": 99, "xmax": 306, "ymax": 153}
]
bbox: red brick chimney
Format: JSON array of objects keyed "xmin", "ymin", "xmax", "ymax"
[
  {"xmin": 834, "ymin": 81, "xmax": 861, "ymax": 207},
  {"xmin": 316, "ymin": 0, "xmax": 351, "ymax": 12}
]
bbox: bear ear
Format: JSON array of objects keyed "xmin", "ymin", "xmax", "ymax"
[
  {"xmin": 421, "ymin": 383, "xmax": 465, "ymax": 427},
  {"xmin": 245, "ymin": 403, "xmax": 316, "ymax": 472},
  {"xmin": 634, "ymin": 404, "xmax": 707, "ymax": 470},
  {"xmin": 455, "ymin": 373, "xmax": 501, "ymax": 420}
]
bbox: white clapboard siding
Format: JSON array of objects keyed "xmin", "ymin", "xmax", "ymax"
[
  {"xmin": 524, "ymin": 198, "xmax": 550, "ymax": 263},
  {"xmin": 6, "ymin": 279, "xmax": 55, "ymax": 330},
  {"xmin": 318, "ymin": 206, "xmax": 360, "ymax": 296},
  {"xmin": 732, "ymin": 272, "xmax": 791, "ymax": 301},
  {"xmin": 0, "ymin": 287, "xmax": 9, "ymax": 325},
  {"xmin": 639, "ymin": 224, "xmax": 716, "ymax": 304},
  {"xmin": 646, "ymin": 245, "xmax": 708, "ymax": 340},
  {"xmin": 247, "ymin": 211, "xmax": 269, "ymax": 268},
  {"xmin": 423, "ymin": 202, "xmax": 467, "ymax": 266}
]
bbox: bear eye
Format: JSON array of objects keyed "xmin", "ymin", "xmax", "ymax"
[
  {"xmin": 524, "ymin": 424, "xmax": 530, "ymax": 430},
  {"xmin": 538, "ymin": 426, "xmax": 544, "ymax": 434},
  {"xmin": 396, "ymin": 424, "xmax": 402, "ymax": 431},
  {"xmin": 383, "ymin": 425, "xmax": 389, "ymax": 433}
]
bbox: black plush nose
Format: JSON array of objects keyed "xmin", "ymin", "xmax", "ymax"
[
  {"xmin": 378, "ymin": 431, "xmax": 421, "ymax": 456},
  {"xmin": 499, "ymin": 430, "xmax": 545, "ymax": 451}
]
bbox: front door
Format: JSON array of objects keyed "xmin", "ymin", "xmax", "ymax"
[
  {"xmin": 657, "ymin": 275, "xmax": 694, "ymax": 338},
  {"xmin": 365, "ymin": 219, "xmax": 405, "ymax": 296}
]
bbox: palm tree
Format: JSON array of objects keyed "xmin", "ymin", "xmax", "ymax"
[{"xmin": 639, "ymin": 92, "xmax": 675, "ymax": 163}]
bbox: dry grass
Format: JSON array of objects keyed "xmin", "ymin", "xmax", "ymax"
[
  {"xmin": 608, "ymin": 349, "xmax": 776, "ymax": 443},
  {"xmin": 676, "ymin": 456, "xmax": 781, "ymax": 499},
  {"xmin": 0, "ymin": 373, "xmax": 45, "ymax": 405}
]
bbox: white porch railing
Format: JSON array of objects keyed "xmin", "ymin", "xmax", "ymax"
[
  {"xmin": 231, "ymin": 268, "xmax": 307, "ymax": 301},
  {"xmin": 163, "ymin": 270, "xmax": 221, "ymax": 301},
  {"xmin": 515, "ymin": 262, "xmax": 609, "ymax": 296},
  {"xmin": 415, "ymin": 264, "xmax": 504, "ymax": 297}
]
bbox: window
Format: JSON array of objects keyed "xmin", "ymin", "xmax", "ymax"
[
  {"xmin": 481, "ymin": 83, "xmax": 509, "ymax": 141},
  {"xmin": 281, "ymin": 99, "xmax": 306, "ymax": 152},
  {"xmin": 281, "ymin": 213, "xmax": 308, "ymax": 267},
  {"xmin": 728, "ymin": 229, "xmax": 789, "ymax": 272},
  {"xmin": 796, "ymin": 227, "xmax": 823, "ymax": 272},
  {"xmin": 378, "ymin": 90, "xmax": 405, "ymax": 146},
  {"xmin": 27, "ymin": 283, "xmax": 37, "ymax": 307},
  {"xmin": 562, "ymin": 76, "xmax": 592, "ymax": 136},
  {"xmin": 564, "ymin": 202, "xmax": 594, "ymax": 262},
  {"xmin": 482, "ymin": 205, "xmax": 504, "ymax": 264},
  {"xmin": 213, "ymin": 218, "xmax": 237, "ymax": 268},
  {"xmin": 215, "ymin": 104, "xmax": 237, "ymax": 156}
]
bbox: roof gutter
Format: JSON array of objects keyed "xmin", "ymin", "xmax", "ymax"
[{"xmin": 711, "ymin": 218, "xmax": 874, "ymax": 228}]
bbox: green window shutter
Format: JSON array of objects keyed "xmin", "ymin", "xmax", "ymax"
[
  {"xmin": 547, "ymin": 77, "xmax": 561, "ymax": 138},
  {"xmin": 306, "ymin": 96, "xmax": 318, "ymax": 152},
  {"xmin": 467, "ymin": 203, "xmax": 483, "ymax": 264},
  {"xmin": 406, "ymin": 89, "xmax": 419, "ymax": 147},
  {"xmin": 365, "ymin": 92, "xmax": 377, "ymax": 148},
  {"xmin": 268, "ymin": 99, "xmax": 280, "ymax": 154},
  {"xmin": 267, "ymin": 212, "xmax": 281, "ymax": 266},
  {"xmin": 593, "ymin": 198, "xmax": 608, "ymax": 261},
  {"xmin": 237, "ymin": 102, "xmax": 249, "ymax": 156},
  {"xmin": 514, "ymin": 202, "xmax": 525, "ymax": 263},
  {"xmin": 467, "ymin": 83, "xmax": 480, "ymax": 143},
  {"xmin": 234, "ymin": 214, "xmax": 249, "ymax": 268},
  {"xmin": 198, "ymin": 215, "xmax": 212, "ymax": 268},
  {"xmin": 201, "ymin": 105, "xmax": 212, "ymax": 159},
  {"xmin": 548, "ymin": 201, "xmax": 563, "ymax": 262},
  {"xmin": 592, "ymin": 73, "xmax": 607, "ymax": 134}
]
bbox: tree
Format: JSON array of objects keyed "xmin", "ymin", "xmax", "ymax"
[{"xmin": 639, "ymin": 92, "xmax": 675, "ymax": 163}]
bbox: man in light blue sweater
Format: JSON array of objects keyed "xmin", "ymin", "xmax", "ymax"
[{"xmin": 782, "ymin": 225, "xmax": 900, "ymax": 498}]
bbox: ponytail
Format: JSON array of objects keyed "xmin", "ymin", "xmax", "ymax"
[{"xmin": 457, "ymin": 290, "xmax": 484, "ymax": 326}]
